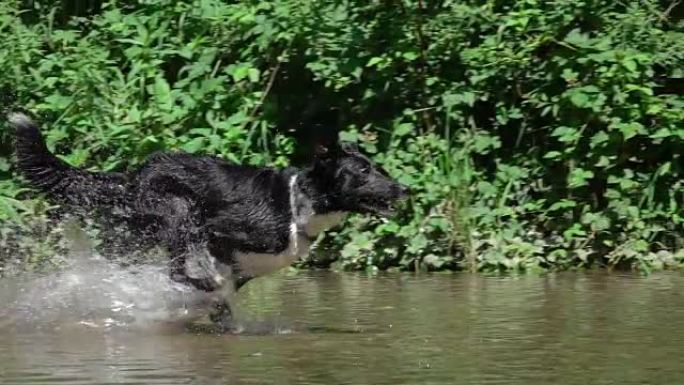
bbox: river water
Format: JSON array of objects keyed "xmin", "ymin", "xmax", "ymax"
[{"xmin": 2, "ymin": 264, "xmax": 684, "ymax": 384}]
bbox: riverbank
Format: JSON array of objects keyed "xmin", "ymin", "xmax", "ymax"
[{"xmin": 1, "ymin": 1, "xmax": 682, "ymax": 273}]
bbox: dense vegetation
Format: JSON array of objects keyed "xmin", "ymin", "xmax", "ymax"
[{"xmin": 1, "ymin": 0, "xmax": 682, "ymax": 275}]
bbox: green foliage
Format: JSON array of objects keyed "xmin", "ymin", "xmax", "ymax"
[
  {"xmin": 1, "ymin": 0, "xmax": 683, "ymax": 274},
  {"xmin": 0, "ymin": 179, "xmax": 66, "ymax": 276}
]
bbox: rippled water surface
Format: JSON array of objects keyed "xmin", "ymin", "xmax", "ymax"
[{"xmin": 2, "ymin": 265, "xmax": 684, "ymax": 384}]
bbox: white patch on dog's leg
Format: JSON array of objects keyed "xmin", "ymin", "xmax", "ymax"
[{"xmin": 184, "ymin": 246, "xmax": 234, "ymax": 289}]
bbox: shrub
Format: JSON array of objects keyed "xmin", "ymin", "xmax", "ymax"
[{"xmin": 1, "ymin": 0, "xmax": 682, "ymax": 273}]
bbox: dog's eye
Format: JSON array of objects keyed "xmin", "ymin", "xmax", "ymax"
[{"xmin": 360, "ymin": 165, "xmax": 370, "ymax": 174}]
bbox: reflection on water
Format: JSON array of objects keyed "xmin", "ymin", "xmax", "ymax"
[{"xmin": 2, "ymin": 268, "xmax": 684, "ymax": 384}]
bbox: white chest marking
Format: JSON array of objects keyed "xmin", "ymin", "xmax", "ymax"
[
  {"xmin": 206, "ymin": 175, "xmax": 349, "ymax": 281},
  {"xmin": 234, "ymin": 174, "xmax": 312, "ymax": 278},
  {"xmin": 234, "ymin": 223, "xmax": 311, "ymax": 277}
]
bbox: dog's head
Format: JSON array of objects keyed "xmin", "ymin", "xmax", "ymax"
[{"xmin": 310, "ymin": 141, "xmax": 410, "ymax": 216}]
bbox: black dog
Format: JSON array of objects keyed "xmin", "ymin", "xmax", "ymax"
[{"xmin": 10, "ymin": 112, "xmax": 409, "ymax": 328}]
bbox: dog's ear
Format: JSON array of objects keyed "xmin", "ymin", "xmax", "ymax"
[
  {"xmin": 314, "ymin": 143, "xmax": 330, "ymax": 157},
  {"xmin": 313, "ymin": 141, "xmax": 341, "ymax": 158},
  {"xmin": 311, "ymin": 126, "xmax": 340, "ymax": 159}
]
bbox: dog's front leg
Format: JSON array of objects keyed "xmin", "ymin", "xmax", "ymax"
[
  {"xmin": 209, "ymin": 298, "xmax": 236, "ymax": 332},
  {"xmin": 168, "ymin": 241, "xmax": 242, "ymax": 332}
]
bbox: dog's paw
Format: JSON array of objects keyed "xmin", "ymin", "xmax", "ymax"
[{"xmin": 208, "ymin": 300, "xmax": 239, "ymax": 333}]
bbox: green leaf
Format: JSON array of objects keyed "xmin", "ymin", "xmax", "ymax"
[
  {"xmin": 561, "ymin": 68, "xmax": 578, "ymax": 83},
  {"xmin": 568, "ymin": 168, "xmax": 594, "ymax": 188},
  {"xmin": 181, "ymin": 137, "xmax": 205, "ymax": 153},
  {"xmin": 595, "ymin": 156, "xmax": 611, "ymax": 168},
  {"xmin": 633, "ymin": 239, "xmax": 649, "ymax": 252},
  {"xmin": 657, "ymin": 162, "xmax": 671, "ymax": 177},
  {"xmin": 461, "ymin": 92, "xmax": 476, "ymax": 107},
  {"xmin": 232, "ymin": 65, "xmax": 250, "ymax": 82},
  {"xmin": 563, "ymin": 223, "xmax": 586, "ymax": 241},
  {"xmin": 366, "ymin": 57, "xmax": 383, "ymax": 67},
  {"xmin": 248, "ymin": 68, "xmax": 260, "ymax": 83},
  {"xmin": 611, "ymin": 121, "xmax": 644, "ymax": 140},
  {"xmin": 590, "ymin": 131, "xmax": 609, "ymax": 148},
  {"xmin": 551, "ymin": 126, "xmax": 580, "ymax": 143},
  {"xmin": 402, "ymin": 51, "xmax": 418, "ymax": 61},
  {"xmin": 61, "ymin": 148, "xmax": 89, "ymax": 167},
  {"xmin": 622, "ymin": 59, "xmax": 637, "ymax": 72},
  {"xmin": 376, "ymin": 221, "xmax": 400, "ymax": 234},
  {"xmin": 339, "ymin": 130, "xmax": 359, "ymax": 142},
  {"xmin": 406, "ymin": 233, "xmax": 428, "ymax": 254},
  {"xmin": 394, "ymin": 123, "xmax": 414, "ymax": 137},
  {"xmin": 544, "ymin": 151, "xmax": 562, "ymax": 159},
  {"xmin": 443, "ymin": 92, "xmax": 476, "ymax": 107},
  {"xmin": 153, "ymin": 76, "xmax": 172, "ymax": 109},
  {"xmin": 564, "ymin": 28, "xmax": 591, "ymax": 47},
  {"xmin": 620, "ymin": 122, "xmax": 643, "ymax": 140},
  {"xmin": 473, "ymin": 133, "xmax": 501, "ymax": 153},
  {"xmin": 581, "ymin": 212, "xmax": 610, "ymax": 231},
  {"xmin": 43, "ymin": 93, "xmax": 73, "ymax": 110},
  {"xmin": 0, "ymin": 157, "xmax": 9, "ymax": 172},
  {"xmin": 422, "ymin": 254, "xmax": 446, "ymax": 269},
  {"xmin": 569, "ymin": 91, "xmax": 589, "ymax": 107},
  {"xmin": 177, "ymin": 45, "xmax": 193, "ymax": 59},
  {"xmin": 650, "ymin": 128, "xmax": 672, "ymax": 139},
  {"xmin": 625, "ymin": 84, "xmax": 654, "ymax": 96},
  {"xmin": 548, "ymin": 199, "xmax": 577, "ymax": 211}
]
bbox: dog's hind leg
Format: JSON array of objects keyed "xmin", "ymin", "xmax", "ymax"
[
  {"xmin": 133, "ymin": 183, "xmax": 240, "ymax": 331},
  {"xmin": 132, "ymin": 187, "xmax": 215, "ymax": 289},
  {"xmin": 168, "ymin": 242, "xmax": 223, "ymax": 292}
]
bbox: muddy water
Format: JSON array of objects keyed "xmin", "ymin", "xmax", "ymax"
[{"xmin": 2, "ymin": 269, "xmax": 684, "ymax": 384}]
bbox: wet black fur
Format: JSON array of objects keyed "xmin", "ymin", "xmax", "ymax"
[{"xmin": 10, "ymin": 113, "xmax": 408, "ymax": 300}]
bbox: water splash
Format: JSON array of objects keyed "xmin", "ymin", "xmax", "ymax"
[
  {"xmin": 0, "ymin": 221, "xmax": 222, "ymax": 332},
  {"xmin": 0, "ymin": 220, "xmax": 305, "ymax": 336}
]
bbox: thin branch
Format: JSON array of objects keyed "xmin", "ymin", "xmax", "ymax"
[
  {"xmin": 239, "ymin": 52, "xmax": 286, "ymax": 160},
  {"xmin": 247, "ymin": 54, "xmax": 284, "ymax": 125},
  {"xmin": 660, "ymin": 0, "xmax": 681, "ymax": 21},
  {"xmin": 397, "ymin": 0, "xmax": 435, "ymax": 132}
]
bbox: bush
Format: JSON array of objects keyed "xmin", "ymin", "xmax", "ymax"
[{"xmin": 1, "ymin": 0, "xmax": 682, "ymax": 274}]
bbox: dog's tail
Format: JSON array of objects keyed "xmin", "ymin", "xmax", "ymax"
[{"xmin": 9, "ymin": 112, "xmax": 128, "ymax": 208}]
